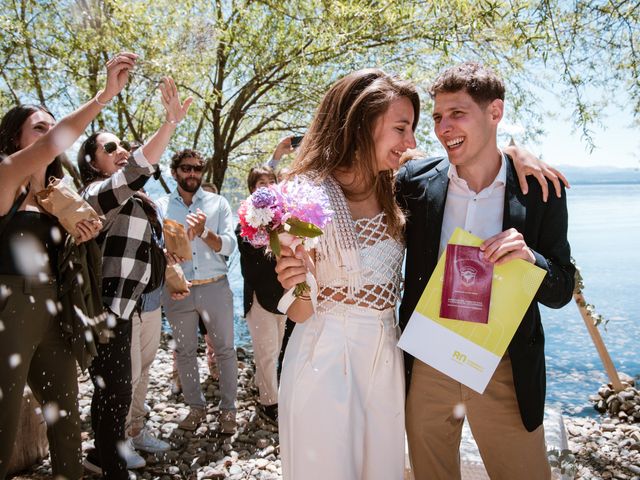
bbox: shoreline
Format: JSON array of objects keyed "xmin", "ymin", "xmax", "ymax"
[{"xmin": 13, "ymin": 336, "xmax": 640, "ymax": 480}]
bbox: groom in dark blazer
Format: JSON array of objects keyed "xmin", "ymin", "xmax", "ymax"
[{"xmin": 397, "ymin": 62, "xmax": 575, "ymax": 480}]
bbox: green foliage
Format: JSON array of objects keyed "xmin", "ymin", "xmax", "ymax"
[
  {"xmin": 573, "ymin": 257, "xmax": 609, "ymax": 328},
  {"xmin": 285, "ymin": 218, "xmax": 323, "ymax": 238},
  {"xmin": 1, "ymin": 0, "xmax": 638, "ymax": 193},
  {"xmin": 269, "ymin": 229, "xmax": 281, "ymax": 257}
]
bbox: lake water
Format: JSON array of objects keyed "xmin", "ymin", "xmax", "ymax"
[
  {"xmin": 543, "ymin": 183, "xmax": 640, "ymax": 415},
  {"xmin": 172, "ymin": 183, "xmax": 640, "ymax": 417}
]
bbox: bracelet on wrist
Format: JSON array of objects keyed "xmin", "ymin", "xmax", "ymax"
[
  {"xmin": 200, "ymin": 227, "xmax": 209, "ymax": 239},
  {"xmin": 297, "ymin": 295, "xmax": 311, "ymax": 302},
  {"xmin": 166, "ymin": 119, "xmax": 179, "ymax": 125},
  {"xmin": 94, "ymin": 91, "xmax": 111, "ymax": 107}
]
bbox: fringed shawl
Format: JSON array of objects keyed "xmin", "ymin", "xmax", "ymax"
[{"xmin": 315, "ymin": 175, "xmax": 364, "ymax": 297}]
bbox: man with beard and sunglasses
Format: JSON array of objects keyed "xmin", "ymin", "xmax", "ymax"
[{"xmin": 156, "ymin": 149, "xmax": 239, "ymax": 434}]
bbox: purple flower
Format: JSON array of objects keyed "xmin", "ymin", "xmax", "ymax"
[
  {"xmin": 278, "ymin": 177, "xmax": 333, "ymax": 228},
  {"xmin": 251, "ymin": 187, "xmax": 278, "ymax": 209}
]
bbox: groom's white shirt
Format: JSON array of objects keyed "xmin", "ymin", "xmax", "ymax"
[{"xmin": 438, "ymin": 154, "xmax": 507, "ymax": 256}]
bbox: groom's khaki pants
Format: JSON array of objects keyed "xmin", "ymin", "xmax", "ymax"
[{"xmin": 406, "ymin": 356, "xmax": 551, "ymax": 480}]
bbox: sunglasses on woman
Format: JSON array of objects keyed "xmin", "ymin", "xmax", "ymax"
[
  {"xmin": 178, "ymin": 164, "xmax": 205, "ymax": 173},
  {"xmin": 103, "ymin": 140, "xmax": 132, "ymax": 154}
]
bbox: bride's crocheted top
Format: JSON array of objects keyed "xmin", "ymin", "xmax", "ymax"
[{"xmin": 313, "ymin": 177, "xmax": 404, "ymax": 312}]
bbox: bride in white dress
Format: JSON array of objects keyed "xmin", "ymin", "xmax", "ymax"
[{"xmin": 275, "ymin": 69, "xmax": 419, "ymax": 480}]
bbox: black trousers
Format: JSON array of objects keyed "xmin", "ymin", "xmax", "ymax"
[
  {"xmin": 89, "ymin": 318, "xmax": 132, "ymax": 480},
  {"xmin": 0, "ymin": 276, "xmax": 82, "ymax": 479}
]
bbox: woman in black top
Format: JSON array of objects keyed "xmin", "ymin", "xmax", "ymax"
[{"xmin": 0, "ymin": 52, "xmax": 136, "ymax": 479}]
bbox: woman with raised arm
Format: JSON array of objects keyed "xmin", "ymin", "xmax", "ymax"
[
  {"xmin": 0, "ymin": 52, "xmax": 136, "ymax": 480},
  {"xmin": 77, "ymin": 76, "xmax": 191, "ymax": 479}
]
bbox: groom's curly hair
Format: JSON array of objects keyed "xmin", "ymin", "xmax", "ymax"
[
  {"xmin": 429, "ymin": 61, "xmax": 505, "ymax": 106},
  {"xmin": 289, "ymin": 69, "xmax": 420, "ymax": 240}
]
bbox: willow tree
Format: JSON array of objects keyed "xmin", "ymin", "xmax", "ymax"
[{"xmin": 1, "ymin": 0, "xmax": 638, "ymax": 191}]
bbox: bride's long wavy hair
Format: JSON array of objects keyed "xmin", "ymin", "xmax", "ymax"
[{"xmin": 289, "ymin": 69, "xmax": 420, "ymax": 239}]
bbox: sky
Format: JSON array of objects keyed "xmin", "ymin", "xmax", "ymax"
[
  {"xmin": 504, "ymin": 82, "xmax": 639, "ymax": 170},
  {"xmin": 535, "ymin": 114, "xmax": 639, "ymax": 170},
  {"xmin": 515, "ymin": 90, "xmax": 638, "ymax": 170}
]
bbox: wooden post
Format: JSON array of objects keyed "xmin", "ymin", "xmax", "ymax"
[{"xmin": 574, "ymin": 292, "xmax": 624, "ymax": 392}]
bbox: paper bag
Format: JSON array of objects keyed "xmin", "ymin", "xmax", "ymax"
[
  {"xmin": 35, "ymin": 178, "xmax": 100, "ymax": 237},
  {"xmin": 165, "ymin": 263, "xmax": 190, "ymax": 294},
  {"xmin": 163, "ymin": 219, "xmax": 192, "ymax": 260}
]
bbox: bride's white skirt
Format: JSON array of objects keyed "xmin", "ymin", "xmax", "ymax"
[{"xmin": 279, "ymin": 304, "xmax": 405, "ymax": 480}]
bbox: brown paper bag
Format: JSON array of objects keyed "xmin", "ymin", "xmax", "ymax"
[
  {"xmin": 165, "ymin": 263, "xmax": 190, "ymax": 294},
  {"xmin": 163, "ymin": 219, "xmax": 192, "ymax": 260},
  {"xmin": 35, "ymin": 178, "xmax": 100, "ymax": 237}
]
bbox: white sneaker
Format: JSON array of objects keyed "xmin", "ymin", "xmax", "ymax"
[
  {"xmin": 144, "ymin": 402, "xmax": 151, "ymax": 415},
  {"xmin": 131, "ymin": 428, "xmax": 171, "ymax": 453},
  {"xmin": 123, "ymin": 439, "xmax": 146, "ymax": 469}
]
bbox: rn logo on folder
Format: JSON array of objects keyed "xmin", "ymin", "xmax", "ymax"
[{"xmin": 440, "ymin": 244, "xmax": 494, "ymax": 324}]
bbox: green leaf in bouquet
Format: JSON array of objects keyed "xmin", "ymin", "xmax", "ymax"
[
  {"xmin": 269, "ymin": 230, "xmax": 281, "ymax": 256},
  {"xmin": 286, "ymin": 218, "xmax": 323, "ymax": 238}
]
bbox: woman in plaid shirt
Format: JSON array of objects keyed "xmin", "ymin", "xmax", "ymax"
[{"xmin": 78, "ymin": 77, "xmax": 191, "ymax": 480}]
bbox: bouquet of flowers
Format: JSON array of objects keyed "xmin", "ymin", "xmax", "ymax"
[{"xmin": 238, "ymin": 176, "xmax": 333, "ymax": 296}]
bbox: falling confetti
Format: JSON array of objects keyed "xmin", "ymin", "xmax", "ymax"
[
  {"xmin": 116, "ymin": 439, "xmax": 134, "ymax": 461},
  {"xmin": 0, "ymin": 284, "xmax": 11, "ymax": 300},
  {"xmin": 46, "ymin": 299, "xmax": 58, "ymax": 315},
  {"xmin": 453, "ymin": 403, "xmax": 466, "ymax": 419},
  {"xmin": 9, "ymin": 353, "xmax": 21, "ymax": 368},
  {"xmin": 43, "ymin": 403, "xmax": 60, "ymax": 425},
  {"xmin": 95, "ymin": 375, "xmax": 106, "ymax": 389},
  {"xmin": 50, "ymin": 124, "xmax": 76, "ymax": 151},
  {"xmin": 50, "ymin": 226, "xmax": 62, "ymax": 244},
  {"xmin": 11, "ymin": 234, "xmax": 48, "ymax": 276}
]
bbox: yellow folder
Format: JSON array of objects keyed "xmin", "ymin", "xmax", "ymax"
[
  {"xmin": 416, "ymin": 227, "xmax": 546, "ymax": 355},
  {"xmin": 399, "ymin": 228, "xmax": 546, "ymax": 392}
]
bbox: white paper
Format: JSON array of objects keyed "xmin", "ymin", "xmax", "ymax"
[{"xmin": 397, "ymin": 310, "xmax": 501, "ymax": 394}]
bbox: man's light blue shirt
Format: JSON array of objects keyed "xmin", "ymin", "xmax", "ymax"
[{"xmin": 156, "ymin": 188, "xmax": 237, "ymax": 281}]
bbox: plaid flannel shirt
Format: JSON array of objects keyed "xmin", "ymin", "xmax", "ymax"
[{"xmin": 82, "ymin": 148, "xmax": 155, "ymax": 320}]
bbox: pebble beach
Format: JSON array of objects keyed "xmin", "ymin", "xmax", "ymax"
[{"xmin": 12, "ymin": 335, "xmax": 640, "ymax": 480}]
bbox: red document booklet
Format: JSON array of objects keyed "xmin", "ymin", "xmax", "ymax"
[{"xmin": 440, "ymin": 244, "xmax": 494, "ymax": 324}]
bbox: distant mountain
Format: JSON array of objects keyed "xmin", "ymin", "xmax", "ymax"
[
  {"xmin": 554, "ymin": 165, "xmax": 640, "ymax": 185},
  {"xmin": 142, "ymin": 164, "xmax": 640, "ymax": 200}
]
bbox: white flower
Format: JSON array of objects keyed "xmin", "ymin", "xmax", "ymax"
[{"xmin": 245, "ymin": 204, "xmax": 274, "ymax": 228}]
